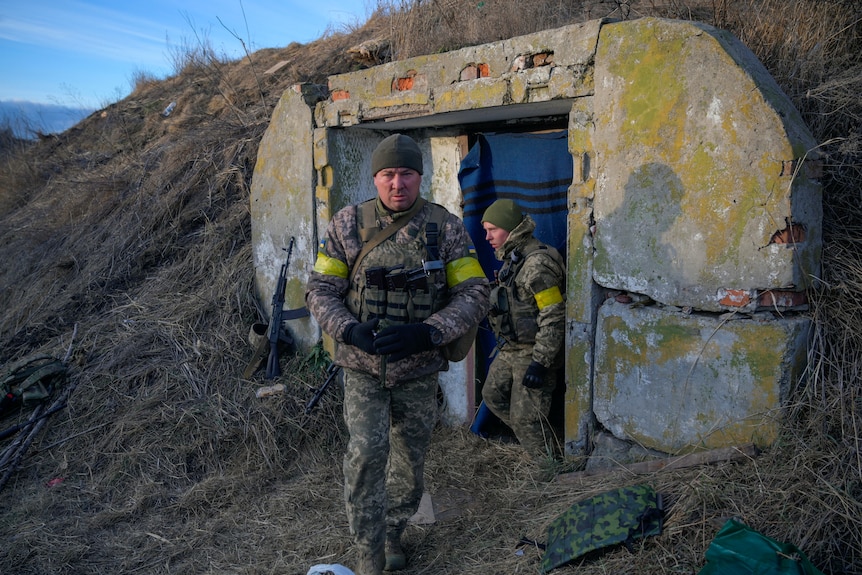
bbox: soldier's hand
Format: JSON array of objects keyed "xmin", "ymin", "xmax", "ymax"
[
  {"xmin": 374, "ymin": 323, "xmax": 435, "ymax": 362},
  {"xmin": 522, "ymin": 361, "xmax": 547, "ymax": 388},
  {"xmin": 343, "ymin": 318, "xmax": 380, "ymax": 355}
]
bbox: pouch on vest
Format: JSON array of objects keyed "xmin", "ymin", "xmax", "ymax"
[
  {"xmin": 540, "ymin": 484, "xmax": 663, "ymax": 573},
  {"xmin": 352, "ymin": 200, "xmax": 478, "ymax": 362},
  {"xmin": 698, "ymin": 518, "xmax": 824, "ymax": 575}
]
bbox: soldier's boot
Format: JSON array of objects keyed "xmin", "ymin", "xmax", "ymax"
[
  {"xmin": 356, "ymin": 547, "xmax": 384, "ymax": 575},
  {"xmin": 384, "ymin": 537, "xmax": 406, "ymax": 571}
]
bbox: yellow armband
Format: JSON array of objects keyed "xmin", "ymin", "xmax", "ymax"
[
  {"xmin": 535, "ymin": 285, "xmax": 564, "ymax": 309},
  {"xmin": 445, "ymin": 256, "xmax": 486, "ymax": 289},
  {"xmin": 313, "ymin": 252, "xmax": 349, "ymax": 278}
]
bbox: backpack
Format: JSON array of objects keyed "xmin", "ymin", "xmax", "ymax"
[{"xmin": 1, "ymin": 354, "xmax": 67, "ymax": 416}]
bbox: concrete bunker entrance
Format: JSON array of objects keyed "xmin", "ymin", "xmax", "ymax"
[
  {"xmin": 252, "ymin": 17, "xmax": 820, "ymax": 458},
  {"xmin": 328, "ymin": 111, "xmax": 574, "ymax": 440}
]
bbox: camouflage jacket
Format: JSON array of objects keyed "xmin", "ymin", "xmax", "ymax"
[
  {"xmin": 491, "ymin": 215, "xmax": 566, "ymax": 368},
  {"xmin": 306, "ymin": 198, "xmax": 490, "ymax": 385}
]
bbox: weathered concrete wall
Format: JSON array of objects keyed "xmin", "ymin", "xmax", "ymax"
[
  {"xmin": 249, "ymin": 16, "xmax": 821, "ymax": 457},
  {"xmin": 251, "ymin": 85, "xmax": 323, "ymax": 347},
  {"xmin": 581, "ymin": 18, "xmax": 820, "ymax": 456},
  {"xmin": 591, "ymin": 19, "xmax": 821, "ymax": 312},
  {"xmin": 593, "ymin": 300, "xmax": 811, "ymax": 452},
  {"xmin": 317, "ymin": 19, "xmax": 602, "ymax": 129}
]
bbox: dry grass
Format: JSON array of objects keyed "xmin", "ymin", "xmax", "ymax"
[{"xmin": 0, "ymin": 1, "xmax": 860, "ymax": 574}]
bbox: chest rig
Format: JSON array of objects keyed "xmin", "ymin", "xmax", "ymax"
[
  {"xmin": 489, "ymin": 243, "xmax": 549, "ymax": 344},
  {"xmin": 345, "ymin": 199, "xmax": 449, "ymax": 326}
]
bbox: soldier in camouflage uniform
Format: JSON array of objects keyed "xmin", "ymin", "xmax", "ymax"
[
  {"xmin": 481, "ymin": 199, "xmax": 566, "ymax": 459},
  {"xmin": 305, "ymin": 134, "xmax": 490, "ymax": 575}
]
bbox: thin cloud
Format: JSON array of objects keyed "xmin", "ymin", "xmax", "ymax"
[
  {"xmin": 0, "ymin": 1, "xmax": 184, "ymax": 68},
  {"xmin": 0, "ymin": 0, "xmax": 366, "ymax": 107}
]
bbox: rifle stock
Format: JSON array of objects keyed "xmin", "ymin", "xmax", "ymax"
[
  {"xmin": 243, "ymin": 307, "xmax": 309, "ymax": 379},
  {"xmin": 244, "ymin": 336, "xmax": 270, "ymax": 379}
]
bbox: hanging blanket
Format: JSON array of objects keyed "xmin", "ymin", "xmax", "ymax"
[{"xmin": 458, "ymin": 131, "xmax": 572, "ymax": 394}]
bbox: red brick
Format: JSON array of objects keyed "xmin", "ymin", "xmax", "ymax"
[
  {"xmin": 719, "ymin": 289, "xmax": 751, "ymax": 307},
  {"xmin": 533, "ymin": 52, "xmax": 552, "ymax": 66},
  {"xmin": 757, "ymin": 290, "xmax": 808, "ymax": 309},
  {"xmin": 393, "ymin": 76, "xmax": 414, "ymax": 91},
  {"xmin": 331, "ymin": 90, "xmax": 350, "ymax": 101},
  {"xmin": 770, "ymin": 223, "xmax": 806, "ymax": 244}
]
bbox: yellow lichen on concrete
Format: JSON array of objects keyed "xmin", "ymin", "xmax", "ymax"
[
  {"xmin": 564, "ymin": 332, "xmax": 592, "ymax": 452},
  {"xmin": 434, "ymin": 78, "xmax": 509, "ymax": 113},
  {"xmin": 567, "ymin": 205, "xmax": 594, "ymax": 324}
]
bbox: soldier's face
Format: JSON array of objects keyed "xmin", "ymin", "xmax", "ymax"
[
  {"xmin": 483, "ymin": 222, "xmax": 510, "ymax": 250},
  {"xmin": 374, "ymin": 168, "xmax": 421, "ymax": 212}
]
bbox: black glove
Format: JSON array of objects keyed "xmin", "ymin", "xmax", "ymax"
[
  {"xmin": 374, "ymin": 323, "xmax": 436, "ymax": 363},
  {"xmin": 522, "ymin": 361, "xmax": 547, "ymax": 389},
  {"xmin": 342, "ymin": 318, "xmax": 380, "ymax": 355}
]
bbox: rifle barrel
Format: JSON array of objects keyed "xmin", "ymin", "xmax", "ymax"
[{"xmin": 305, "ymin": 364, "xmax": 340, "ymax": 414}]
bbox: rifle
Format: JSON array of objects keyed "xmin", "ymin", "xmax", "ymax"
[
  {"xmin": 305, "ymin": 362, "xmax": 341, "ymax": 414},
  {"xmin": 243, "ymin": 237, "xmax": 311, "ymax": 380},
  {"xmin": 265, "ymin": 237, "xmax": 297, "ymax": 379}
]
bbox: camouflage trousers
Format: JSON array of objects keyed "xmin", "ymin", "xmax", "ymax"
[
  {"xmin": 342, "ymin": 367, "xmax": 438, "ymax": 558},
  {"xmin": 482, "ymin": 345, "xmax": 558, "ymax": 458}
]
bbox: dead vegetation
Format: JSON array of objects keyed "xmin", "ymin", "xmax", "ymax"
[{"xmin": 0, "ymin": 1, "xmax": 860, "ymax": 573}]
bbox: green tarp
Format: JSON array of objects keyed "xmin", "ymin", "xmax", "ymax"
[{"xmin": 698, "ymin": 518, "xmax": 825, "ymax": 575}]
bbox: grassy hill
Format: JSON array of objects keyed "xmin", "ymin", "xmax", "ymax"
[{"xmin": 1, "ymin": 1, "xmax": 860, "ymax": 573}]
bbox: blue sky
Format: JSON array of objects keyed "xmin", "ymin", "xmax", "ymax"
[{"xmin": 0, "ymin": 0, "xmax": 368, "ymax": 109}]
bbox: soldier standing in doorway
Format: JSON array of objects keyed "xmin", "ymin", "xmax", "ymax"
[
  {"xmin": 481, "ymin": 198, "xmax": 566, "ymax": 460},
  {"xmin": 306, "ymin": 134, "xmax": 490, "ymax": 575}
]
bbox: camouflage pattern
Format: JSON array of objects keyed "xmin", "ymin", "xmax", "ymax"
[
  {"xmin": 306, "ymin": 198, "xmax": 490, "ymax": 386},
  {"xmin": 540, "ymin": 484, "xmax": 663, "ymax": 573},
  {"xmin": 488, "ymin": 215, "xmax": 566, "ymax": 367},
  {"xmin": 482, "ymin": 215, "xmax": 566, "ymax": 458},
  {"xmin": 482, "ymin": 345, "xmax": 558, "ymax": 457},
  {"xmin": 306, "ymin": 196, "xmax": 488, "ymax": 575},
  {"xmin": 342, "ymin": 368, "xmax": 438, "ymax": 572},
  {"xmin": 355, "ymin": 548, "xmax": 384, "ymax": 575}
]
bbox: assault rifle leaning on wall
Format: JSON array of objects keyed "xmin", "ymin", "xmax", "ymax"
[{"xmin": 244, "ymin": 237, "xmax": 309, "ymax": 379}]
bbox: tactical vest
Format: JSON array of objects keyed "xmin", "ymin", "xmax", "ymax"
[
  {"xmin": 489, "ymin": 242, "xmax": 564, "ymax": 344},
  {"xmin": 345, "ymin": 199, "xmax": 450, "ymax": 327}
]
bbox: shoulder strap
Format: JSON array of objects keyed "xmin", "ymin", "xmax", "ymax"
[
  {"xmin": 526, "ymin": 242, "xmax": 566, "ymax": 272},
  {"xmin": 423, "ymin": 203, "xmax": 448, "ymax": 261},
  {"xmin": 351, "ymin": 197, "xmax": 427, "ymax": 281},
  {"xmin": 358, "ymin": 200, "xmax": 378, "ymax": 242},
  {"xmin": 500, "ymin": 242, "xmax": 549, "ymax": 286}
]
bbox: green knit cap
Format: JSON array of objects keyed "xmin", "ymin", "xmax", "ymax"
[
  {"xmin": 371, "ymin": 134, "xmax": 423, "ymax": 175},
  {"xmin": 482, "ymin": 199, "xmax": 523, "ymax": 232}
]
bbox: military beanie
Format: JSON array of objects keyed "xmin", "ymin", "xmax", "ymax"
[
  {"xmin": 371, "ymin": 134, "xmax": 423, "ymax": 175},
  {"xmin": 482, "ymin": 199, "xmax": 524, "ymax": 232}
]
